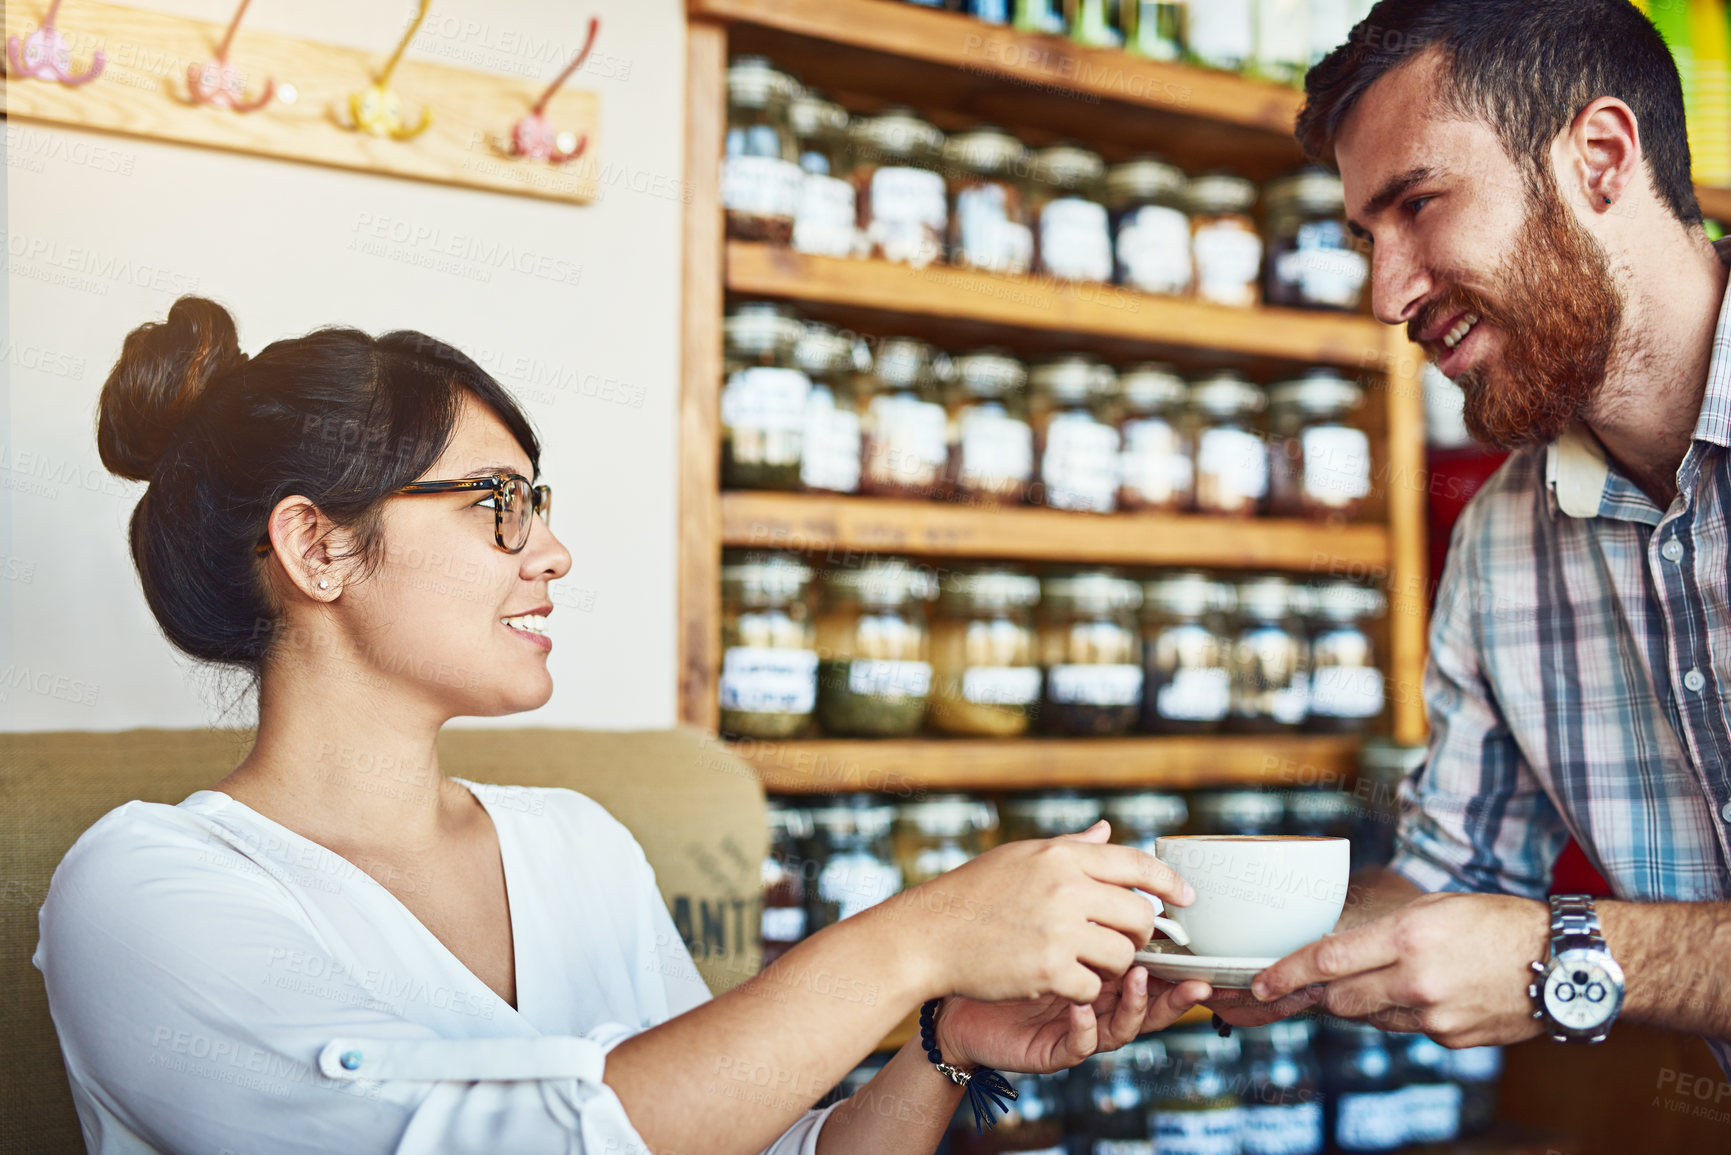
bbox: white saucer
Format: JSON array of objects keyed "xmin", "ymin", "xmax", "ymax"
[{"xmin": 1133, "ymin": 939, "xmax": 1279, "ymax": 989}]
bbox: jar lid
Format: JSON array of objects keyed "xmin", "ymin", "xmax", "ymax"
[
  {"xmin": 1041, "ymin": 569, "xmax": 1143, "ymax": 614},
  {"xmin": 1103, "ymin": 791, "xmax": 1189, "ymax": 832},
  {"xmin": 1309, "ymin": 580, "xmax": 1386, "ymax": 622},
  {"xmin": 950, "ymin": 348, "xmax": 1028, "ymax": 398},
  {"xmin": 871, "ymin": 336, "xmax": 936, "ymax": 390},
  {"xmin": 847, "ymin": 107, "xmax": 944, "ymax": 160},
  {"xmin": 1284, "ymin": 789, "xmax": 1356, "ymax": 823},
  {"xmin": 942, "ymin": 125, "xmax": 1029, "ymax": 175},
  {"xmin": 1358, "ymin": 739, "xmax": 1426, "ymax": 778},
  {"xmin": 1104, "ymin": 156, "xmax": 1187, "ymax": 202},
  {"xmin": 1142, "ymin": 570, "xmax": 1235, "ymax": 618},
  {"xmin": 1029, "ymin": 355, "xmax": 1117, "ymax": 404},
  {"xmin": 727, "ymin": 55, "xmax": 794, "ymax": 109},
  {"xmin": 1002, "ymin": 791, "xmax": 1104, "ymax": 833},
  {"xmin": 1184, "ymin": 171, "xmax": 1258, "ymax": 215},
  {"xmin": 939, "ymin": 566, "xmax": 1042, "ymax": 611},
  {"xmin": 725, "ymin": 302, "xmax": 805, "ymax": 357},
  {"xmin": 823, "ymin": 556, "xmax": 939, "ymax": 604},
  {"xmin": 1118, "ymin": 362, "xmax": 1188, "ymax": 411},
  {"xmin": 794, "ymin": 322, "xmax": 855, "ymax": 376},
  {"xmin": 788, "ymin": 90, "xmax": 849, "ymax": 140},
  {"xmin": 1268, "ymin": 369, "xmax": 1364, "ymax": 416},
  {"xmin": 720, "ymin": 550, "xmax": 813, "ymax": 602},
  {"xmin": 1236, "ymin": 575, "xmax": 1297, "ymax": 621},
  {"xmin": 809, "ymin": 795, "xmax": 897, "ymax": 837},
  {"xmin": 897, "ymin": 794, "xmax": 999, "ymax": 837},
  {"xmin": 767, "ymin": 800, "xmax": 816, "ymax": 839},
  {"xmin": 1265, "ymin": 166, "xmax": 1346, "ymax": 218},
  {"xmin": 1241, "ymin": 1018, "xmax": 1316, "ymax": 1049},
  {"xmin": 1162, "ymin": 1026, "xmax": 1241, "ymax": 1060},
  {"xmin": 1189, "ymin": 789, "xmax": 1285, "ymax": 826},
  {"xmin": 1188, "ymin": 371, "xmax": 1265, "ymax": 418},
  {"xmin": 1032, "ymin": 143, "xmax": 1106, "ymax": 189}
]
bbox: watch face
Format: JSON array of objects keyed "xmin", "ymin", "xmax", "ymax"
[{"xmin": 1544, "ymin": 949, "xmax": 1623, "ymax": 1034}]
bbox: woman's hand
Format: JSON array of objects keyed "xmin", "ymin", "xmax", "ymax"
[{"xmin": 933, "ymin": 966, "xmax": 1213, "ymax": 1075}]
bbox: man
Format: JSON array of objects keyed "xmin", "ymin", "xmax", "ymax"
[{"xmin": 1217, "ymin": 0, "xmax": 1731, "ymax": 1070}]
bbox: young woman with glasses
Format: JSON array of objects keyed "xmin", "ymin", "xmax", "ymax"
[{"xmin": 35, "ymin": 297, "xmax": 1211, "ymax": 1155}]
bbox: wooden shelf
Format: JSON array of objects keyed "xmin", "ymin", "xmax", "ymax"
[
  {"xmin": 737, "ymin": 734, "xmax": 1362, "ymax": 793},
  {"xmin": 1700, "ymin": 184, "xmax": 1731, "ymax": 223},
  {"xmin": 722, "ymin": 491, "xmax": 1391, "ymax": 571},
  {"xmin": 728, "ymin": 242, "xmax": 1392, "ymax": 371}
]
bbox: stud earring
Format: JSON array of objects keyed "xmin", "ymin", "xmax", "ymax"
[
  {"xmin": 1603, "ymin": 195, "xmax": 1613, "ymax": 205},
  {"xmin": 318, "ymin": 580, "xmax": 329, "ymax": 590}
]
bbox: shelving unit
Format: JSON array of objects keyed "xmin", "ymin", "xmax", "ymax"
[{"xmin": 1699, "ymin": 184, "xmax": 1731, "ymax": 223}]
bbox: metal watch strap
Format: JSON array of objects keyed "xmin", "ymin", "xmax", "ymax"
[{"xmin": 1549, "ymin": 893, "xmax": 1605, "ymax": 955}]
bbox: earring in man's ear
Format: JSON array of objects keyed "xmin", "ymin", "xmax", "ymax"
[{"xmin": 318, "ymin": 580, "xmax": 329, "ymax": 590}]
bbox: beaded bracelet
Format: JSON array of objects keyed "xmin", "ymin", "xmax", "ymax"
[{"xmin": 918, "ymin": 998, "xmax": 1017, "ymax": 1134}]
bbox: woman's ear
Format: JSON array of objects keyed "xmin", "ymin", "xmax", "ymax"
[{"xmin": 263, "ymin": 496, "xmax": 355, "ymax": 601}]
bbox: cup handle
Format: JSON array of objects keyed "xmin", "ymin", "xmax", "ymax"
[{"xmin": 1140, "ymin": 892, "xmax": 1191, "ymax": 947}]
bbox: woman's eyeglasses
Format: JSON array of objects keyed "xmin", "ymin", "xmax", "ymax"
[{"xmin": 254, "ymin": 473, "xmax": 553, "ymax": 557}]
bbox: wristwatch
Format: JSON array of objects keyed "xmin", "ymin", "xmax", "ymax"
[{"xmin": 1527, "ymin": 894, "xmax": 1624, "ymax": 1043}]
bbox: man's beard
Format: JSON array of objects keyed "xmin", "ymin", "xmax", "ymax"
[{"xmin": 1411, "ymin": 178, "xmax": 1624, "ymax": 449}]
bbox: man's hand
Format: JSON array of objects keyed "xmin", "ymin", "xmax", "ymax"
[{"xmin": 1247, "ymin": 892, "xmax": 1553, "ymax": 1047}]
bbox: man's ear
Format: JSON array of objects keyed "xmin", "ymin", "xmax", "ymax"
[
  {"xmin": 263, "ymin": 495, "xmax": 355, "ymax": 601},
  {"xmin": 1564, "ymin": 96, "xmax": 1642, "ymax": 213}
]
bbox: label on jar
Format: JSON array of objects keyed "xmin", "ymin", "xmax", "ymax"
[
  {"xmin": 1333, "ymin": 1091, "xmax": 1407, "ymax": 1151},
  {"xmin": 1042, "ymin": 412, "xmax": 1120, "ymax": 512},
  {"xmin": 1121, "ymin": 418, "xmax": 1192, "ymax": 503},
  {"xmin": 722, "ymin": 154, "xmax": 803, "ymax": 221},
  {"xmin": 800, "ymin": 390, "xmax": 862, "ymax": 493},
  {"xmin": 870, "ymin": 167, "xmax": 947, "ymax": 266},
  {"xmin": 1242, "ymin": 1101, "xmax": 1323, "ymax": 1155},
  {"xmin": 1187, "ymin": 0, "xmax": 1253, "ymax": 66},
  {"xmin": 1271, "ymin": 671, "xmax": 1309, "ymax": 725},
  {"xmin": 1309, "ymin": 664, "xmax": 1383, "ymax": 718},
  {"xmin": 955, "ymin": 182, "xmax": 1034, "ymax": 274},
  {"xmin": 817, "ymin": 852, "xmax": 901, "ymax": 921},
  {"xmin": 793, "ymin": 173, "xmax": 858, "ymax": 258},
  {"xmin": 962, "ymin": 665, "xmax": 1043, "ymax": 706},
  {"xmin": 761, "ymin": 905, "xmax": 808, "ymax": 943},
  {"xmin": 868, "ymin": 393, "xmax": 948, "ymax": 483},
  {"xmin": 722, "ymin": 367, "xmax": 811, "ymax": 435},
  {"xmin": 1193, "ymin": 222, "xmax": 1264, "ymax": 306},
  {"xmin": 1399, "ymin": 1082, "xmax": 1462, "ymax": 1144},
  {"xmin": 1449, "ymin": 1046, "xmax": 1504, "ymax": 1081},
  {"xmin": 1048, "ymin": 664, "xmax": 1143, "ymax": 706},
  {"xmin": 1039, "ymin": 197, "xmax": 1114, "ymax": 282},
  {"xmin": 1116, "ymin": 204, "xmax": 1193, "ymax": 294},
  {"xmin": 959, "ymin": 407, "xmax": 1034, "ymax": 487},
  {"xmin": 1156, "ymin": 667, "xmax": 1231, "ymax": 721},
  {"xmin": 1302, "ymin": 426, "xmax": 1371, "ymax": 504},
  {"xmin": 1197, "ymin": 427, "xmax": 1269, "ymax": 500},
  {"xmin": 1275, "ymin": 239, "xmax": 1369, "ymax": 308},
  {"xmin": 720, "ymin": 646, "xmax": 818, "ymax": 715},
  {"xmin": 1093, "ymin": 1141, "xmax": 1153, "ymax": 1155},
  {"xmin": 1152, "ymin": 1107, "xmax": 1244, "ymax": 1155},
  {"xmin": 845, "ymin": 659, "xmax": 933, "ymax": 699}
]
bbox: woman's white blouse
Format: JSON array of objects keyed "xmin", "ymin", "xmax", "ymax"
[{"xmin": 34, "ymin": 779, "xmax": 836, "ymax": 1154}]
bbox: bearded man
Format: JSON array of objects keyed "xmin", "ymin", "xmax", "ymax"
[{"xmin": 1218, "ymin": 0, "xmax": 1731, "ymax": 1070}]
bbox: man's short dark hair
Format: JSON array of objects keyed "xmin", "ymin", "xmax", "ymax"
[{"xmin": 1296, "ymin": 0, "xmax": 1701, "ymax": 228}]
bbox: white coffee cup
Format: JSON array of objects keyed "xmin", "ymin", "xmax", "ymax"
[{"xmin": 1150, "ymin": 835, "xmax": 1350, "ymax": 958}]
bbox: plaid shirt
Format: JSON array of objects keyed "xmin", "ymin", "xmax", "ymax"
[{"xmin": 1391, "ymin": 241, "xmax": 1731, "ymax": 1067}]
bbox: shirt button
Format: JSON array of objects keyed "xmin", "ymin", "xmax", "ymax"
[
  {"xmin": 340, "ymin": 1050, "xmax": 363, "ymax": 1071},
  {"xmin": 1662, "ymin": 538, "xmax": 1685, "ymax": 562},
  {"xmin": 1685, "ymin": 668, "xmax": 1707, "ymax": 693},
  {"xmin": 1721, "ymin": 801, "xmax": 1731, "ymax": 823}
]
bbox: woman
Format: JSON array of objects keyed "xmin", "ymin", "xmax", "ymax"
[{"xmin": 35, "ymin": 297, "xmax": 1211, "ymax": 1154}]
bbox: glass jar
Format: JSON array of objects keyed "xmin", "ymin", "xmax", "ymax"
[
  {"xmin": 788, "ymin": 89, "xmax": 859, "ymax": 259},
  {"xmin": 1073, "ymin": 1038, "xmax": 1161, "ymax": 1153},
  {"xmin": 762, "ymin": 800, "xmax": 815, "ymax": 965},
  {"xmin": 1139, "ymin": 571, "xmax": 1235, "ymax": 734},
  {"xmin": 808, "ymin": 795, "xmax": 902, "ymax": 930},
  {"xmin": 1186, "ymin": 0, "xmax": 1253, "ymax": 71},
  {"xmin": 1037, "ymin": 570, "xmax": 1143, "ymax": 736},
  {"xmin": 1447, "ymin": 1046, "xmax": 1503, "ymax": 1137},
  {"xmin": 1104, "ymin": 791, "xmax": 1189, "ymax": 851},
  {"xmin": 1189, "ymin": 788, "xmax": 1285, "ymax": 836},
  {"xmin": 1190, "ymin": 371, "xmax": 1268, "ymax": 517},
  {"xmin": 1320, "ymin": 1021, "xmax": 1409, "ymax": 1153},
  {"xmin": 849, "ymin": 108, "xmax": 948, "ymax": 268},
  {"xmin": 944, "ymin": 126, "xmax": 1034, "ymax": 275},
  {"xmin": 1013, "ymin": 0, "xmax": 1066, "ymax": 36},
  {"xmin": 1253, "ymin": 0, "xmax": 1311, "ymax": 86},
  {"xmin": 1126, "ymin": 1, "xmax": 1186, "ymax": 61},
  {"xmin": 1267, "ymin": 371, "xmax": 1370, "ymax": 523},
  {"xmin": 952, "ymin": 1067, "xmax": 1066, "ymax": 1155},
  {"xmin": 1070, "ymin": 0, "xmax": 1125, "ymax": 47},
  {"xmin": 1150, "ymin": 1029, "xmax": 1244, "ymax": 1154},
  {"xmin": 722, "ymin": 57, "xmax": 802, "ymax": 245},
  {"xmin": 860, "ymin": 337, "xmax": 948, "ymax": 499},
  {"xmin": 815, "ymin": 557, "xmax": 938, "ymax": 737},
  {"xmin": 1354, "ymin": 742, "xmax": 1426, "ymax": 871},
  {"xmin": 1230, "ymin": 576, "xmax": 1310, "ymax": 731},
  {"xmin": 1305, "ymin": 581, "xmax": 1386, "ymax": 733},
  {"xmin": 794, "ymin": 322, "xmax": 863, "ymax": 495},
  {"xmin": 1264, "ymin": 168, "xmax": 1369, "ymax": 312},
  {"xmin": 1030, "ymin": 355, "xmax": 1121, "ymax": 514},
  {"xmin": 946, "ymin": 349, "xmax": 1034, "ymax": 505},
  {"xmin": 1240, "ymin": 1020, "xmax": 1324, "ymax": 1155},
  {"xmin": 719, "ymin": 551, "xmax": 817, "ymax": 739},
  {"xmin": 1030, "ymin": 144, "xmax": 1113, "ymax": 284},
  {"xmin": 1187, "ymin": 173, "xmax": 1263, "ymax": 307},
  {"xmin": 1118, "ymin": 363, "xmax": 1194, "ymax": 512},
  {"xmin": 1284, "ymin": 789, "xmax": 1355, "ymax": 839},
  {"xmin": 928, "ymin": 566, "xmax": 1043, "ymax": 737},
  {"xmin": 1107, "ymin": 157, "xmax": 1193, "ymax": 296},
  {"xmin": 721, "ymin": 302, "xmax": 809, "ymax": 491},
  {"xmin": 893, "ymin": 794, "xmax": 998, "ymax": 889},
  {"xmin": 1400, "ymin": 1034, "xmax": 1463, "ymax": 1146},
  {"xmin": 1001, "ymin": 790, "xmax": 1104, "ymax": 842}
]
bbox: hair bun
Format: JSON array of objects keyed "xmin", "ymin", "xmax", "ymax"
[{"xmin": 97, "ymin": 296, "xmax": 246, "ymax": 482}]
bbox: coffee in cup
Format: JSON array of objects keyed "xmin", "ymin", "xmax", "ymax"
[{"xmin": 1148, "ymin": 835, "xmax": 1349, "ymax": 958}]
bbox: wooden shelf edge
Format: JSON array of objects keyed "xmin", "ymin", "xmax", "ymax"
[
  {"xmin": 736, "ymin": 735, "xmax": 1363, "ymax": 793},
  {"xmin": 722, "ymin": 491, "xmax": 1392, "ymax": 571},
  {"xmin": 1699, "ymin": 184, "xmax": 1731, "ymax": 223},
  {"xmin": 690, "ymin": 0, "xmax": 1303, "ymax": 136},
  {"xmin": 727, "ymin": 242, "xmax": 1391, "ymax": 369}
]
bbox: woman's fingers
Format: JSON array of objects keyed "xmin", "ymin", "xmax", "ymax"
[
  {"xmin": 1101, "ymin": 966, "xmax": 1149, "ymax": 1047},
  {"xmin": 1075, "ymin": 922, "xmax": 1138, "ymax": 978},
  {"xmin": 1071, "ymin": 842, "xmax": 1196, "ymax": 906},
  {"xmin": 1084, "ymin": 882, "xmax": 1160, "ymax": 946}
]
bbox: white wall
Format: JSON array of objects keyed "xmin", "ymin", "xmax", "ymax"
[{"xmin": 2, "ymin": 0, "xmax": 688, "ymax": 731}]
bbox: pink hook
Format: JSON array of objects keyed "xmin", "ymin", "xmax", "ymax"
[
  {"xmin": 8, "ymin": 0, "xmax": 106, "ymax": 86},
  {"xmin": 187, "ymin": 0, "xmax": 275, "ymax": 112},
  {"xmin": 509, "ymin": 17, "xmax": 599, "ymax": 164}
]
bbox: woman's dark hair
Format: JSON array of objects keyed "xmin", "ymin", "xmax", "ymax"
[
  {"xmin": 1296, "ymin": 0, "xmax": 1701, "ymax": 229},
  {"xmin": 97, "ymin": 295, "xmax": 541, "ymax": 672}
]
